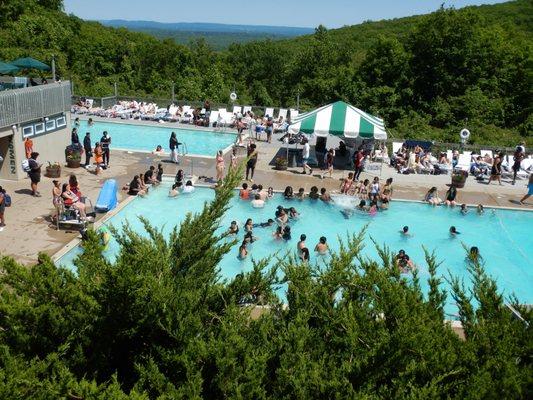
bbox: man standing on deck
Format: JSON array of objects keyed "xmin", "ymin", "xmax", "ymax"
[
  {"xmin": 301, "ymin": 138, "xmax": 313, "ymax": 175},
  {"xmin": 83, "ymin": 132, "xmax": 92, "ymax": 167},
  {"xmin": 512, "ymin": 141, "xmax": 526, "ymax": 185},
  {"xmin": 100, "ymin": 131, "xmax": 111, "ymax": 168}
]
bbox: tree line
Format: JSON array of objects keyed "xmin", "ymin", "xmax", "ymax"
[{"xmin": 0, "ymin": 0, "xmax": 531, "ymax": 145}]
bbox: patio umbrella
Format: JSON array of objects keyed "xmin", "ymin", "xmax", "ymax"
[
  {"xmin": 10, "ymin": 57, "xmax": 50, "ymax": 71},
  {"xmin": 288, "ymin": 100, "xmax": 387, "ymax": 140},
  {"xmin": 0, "ymin": 61, "xmax": 20, "ymax": 74}
]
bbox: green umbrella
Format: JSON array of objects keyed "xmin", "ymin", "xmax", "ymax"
[
  {"xmin": 11, "ymin": 57, "xmax": 50, "ymax": 71},
  {"xmin": 0, "ymin": 61, "xmax": 20, "ymax": 74}
]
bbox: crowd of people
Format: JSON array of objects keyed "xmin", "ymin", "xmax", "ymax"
[{"xmin": 230, "ymin": 181, "xmax": 334, "ymax": 263}]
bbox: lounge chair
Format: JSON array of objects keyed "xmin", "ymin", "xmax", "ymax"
[
  {"xmin": 480, "ymin": 149, "xmax": 493, "ymax": 159},
  {"xmin": 180, "ymin": 106, "xmax": 193, "ymax": 123},
  {"xmin": 277, "ymin": 108, "xmax": 288, "ymax": 121},
  {"xmin": 209, "ymin": 111, "xmax": 219, "ymax": 127},
  {"xmin": 392, "ymin": 142, "xmax": 403, "ymax": 154},
  {"xmin": 289, "ymin": 109, "xmax": 299, "ymax": 119},
  {"xmin": 264, "ymin": 107, "xmax": 274, "ymax": 119},
  {"xmin": 455, "ymin": 154, "xmax": 471, "ymax": 172},
  {"xmin": 243, "ymin": 106, "xmax": 252, "ymax": 115},
  {"xmin": 232, "ymin": 105, "xmax": 242, "ymax": 115}
]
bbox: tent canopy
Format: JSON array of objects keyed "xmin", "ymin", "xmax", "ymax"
[
  {"xmin": 0, "ymin": 61, "xmax": 20, "ymax": 74},
  {"xmin": 11, "ymin": 57, "xmax": 50, "ymax": 71},
  {"xmin": 289, "ymin": 100, "xmax": 387, "ymax": 140}
]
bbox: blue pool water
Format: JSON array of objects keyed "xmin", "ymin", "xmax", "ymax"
[
  {"xmin": 57, "ymin": 183, "xmax": 533, "ymax": 316},
  {"xmin": 81, "ymin": 120, "xmax": 236, "ymax": 156}
]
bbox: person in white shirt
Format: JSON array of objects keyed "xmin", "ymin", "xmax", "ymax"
[
  {"xmin": 301, "ymin": 138, "xmax": 312, "ymax": 175},
  {"xmin": 182, "ymin": 180, "xmax": 195, "ymax": 193},
  {"xmin": 251, "ymin": 194, "xmax": 265, "ymax": 208}
]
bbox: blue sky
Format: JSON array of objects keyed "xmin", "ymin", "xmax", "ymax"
[{"xmin": 64, "ymin": 0, "xmax": 507, "ymax": 28}]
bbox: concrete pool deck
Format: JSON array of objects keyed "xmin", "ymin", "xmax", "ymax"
[{"xmin": 0, "ymin": 118, "xmax": 530, "ymax": 265}]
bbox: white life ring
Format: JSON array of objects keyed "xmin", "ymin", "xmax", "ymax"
[
  {"xmin": 230, "ymin": 92, "xmax": 237, "ymax": 101},
  {"xmin": 460, "ymin": 129, "xmax": 470, "ymax": 140}
]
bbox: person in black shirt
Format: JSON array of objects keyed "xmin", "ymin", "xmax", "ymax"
[
  {"xmin": 100, "ymin": 131, "xmax": 111, "ymax": 167},
  {"xmin": 28, "ymin": 152, "xmax": 42, "ymax": 196},
  {"xmin": 144, "ymin": 166, "xmax": 158, "ymax": 185},
  {"xmin": 156, "ymin": 163, "xmax": 164, "ymax": 182},
  {"xmin": 83, "ymin": 132, "xmax": 92, "ymax": 167},
  {"xmin": 169, "ymin": 131, "xmax": 179, "ymax": 164},
  {"xmin": 71, "ymin": 128, "xmax": 80, "ymax": 146}
]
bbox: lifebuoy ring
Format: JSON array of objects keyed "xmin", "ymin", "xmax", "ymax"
[
  {"xmin": 460, "ymin": 129, "xmax": 470, "ymax": 140},
  {"xmin": 230, "ymin": 92, "xmax": 237, "ymax": 101}
]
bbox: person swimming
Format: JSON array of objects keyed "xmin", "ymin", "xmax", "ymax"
[
  {"xmin": 296, "ymin": 187, "xmax": 306, "ymax": 200},
  {"xmin": 357, "ymin": 199, "xmax": 368, "ymax": 211},
  {"xmin": 253, "ymin": 218, "xmax": 275, "ymax": 228},
  {"xmin": 238, "ymin": 240, "xmax": 248, "ymax": 259},
  {"xmin": 300, "ymin": 247, "xmax": 310, "ymax": 263},
  {"xmin": 469, "ymin": 246, "xmax": 480, "ymax": 262},
  {"xmin": 240, "ymin": 183, "xmax": 250, "ymax": 200},
  {"xmin": 309, "ymin": 186, "xmax": 319, "ymax": 200},
  {"xmin": 315, "ymin": 236, "xmax": 329, "ymax": 255},
  {"xmin": 244, "ymin": 231, "xmax": 258, "ymax": 243},
  {"xmin": 284, "ymin": 186, "xmax": 294, "ymax": 199},
  {"xmin": 267, "ymin": 187, "xmax": 274, "ymax": 198},
  {"xmin": 368, "ymin": 200, "xmax": 378, "ymax": 215},
  {"xmin": 251, "ymin": 193, "xmax": 265, "ymax": 208},
  {"xmin": 400, "ymin": 226, "xmax": 412, "ymax": 237},
  {"xmin": 288, "ymin": 207, "xmax": 299, "ymax": 219},
  {"xmin": 282, "ymin": 226, "xmax": 291, "ymax": 241},
  {"xmin": 297, "ymin": 234, "xmax": 306, "ymax": 256},
  {"xmin": 244, "ymin": 218, "xmax": 253, "ymax": 233},
  {"xmin": 273, "ymin": 225, "xmax": 283, "ymax": 240},
  {"xmin": 477, "ymin": 204, "xmax": 484, "ymax": 214},
  {"xmin": 228, "ymin": 220, "xmax": 239, "ymax": 235},
  {"xmin": 460, "ymin": 203, "xmax": 468, "ymax": 215},
  {"xmin": 169, "ymin": 182, "xmax": 180, "ymax": 197},
  {"xmin": 395, "ymin": 249, "xmax": 414, "ymax": 273},
  {"xmin": 449, "ymin": 226, "xmax": 460, "ymax": 236},
  {"xmin": 182, "ymin": 180, "xmax": 195, "ymax": 193}
]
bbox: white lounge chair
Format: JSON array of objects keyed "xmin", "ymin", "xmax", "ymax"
[
  {"xmin": 232, "ymin": 105, "xmax": 242, "ymax": 115},
  {"xmin": 243, "ymin": 106, "xmax": 252, "ymax": 115},
  {"xmin": 480, "ymin": 149, "xmax": 493, "ymax": 159},
  {"xmin": 289, "ymin": 109, "xmax": 299, "ymax": 119},
  {"xmin": 180, "ymin": 106, "xmax": 193, "ymax": 123},
  {"xmin": 277, "ymin": 108, "xmax": 287, "ymax": 121},
  {"xmin": 455, "ymin": 154, "xmax": 471, "ymax": 171},
  {"xmin": 264, "ymin": 107, "xmax": 274, "ymax": 118},
  {"xmin": 392, "ymin": 142, "xmax": 403, "ymax": 154},
  {"xmin": 209, "ymin": 111, "xmax": 219, "ymax": 127},
  {"xmin": 446, "ymin": 150, "xmax": 453, "ymax": 163}
]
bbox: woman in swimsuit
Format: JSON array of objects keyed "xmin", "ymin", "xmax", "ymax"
[
  {"xmin": 215, "ymin": 150, "xmax": 225, "ymax": 182},
  {"xmin": 380, "ymin": 178, "xmax": 393, "ymax": 202},
  {"xmin": 340, "ymin": 172, "xmax": 354, "ymax": 194},
  {"xmin": 444, "ymin": 186, "xmax": 458, "ymax": 206},
  {"xmin": 52, "ymin": 180, "xmax": 62, "ymax": 222},
  {"xmin": 487, "ymin": 153, "xmax": 503, "ymax": 185},
  {"xmin": 358, "ymin": 179, "xmax": 370, "ymax": 200},
  {"xmin": 424, "ymin": 187, "xmax": 441, "ymax": 206}
]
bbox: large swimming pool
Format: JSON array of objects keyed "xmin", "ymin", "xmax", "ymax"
[
  {"xmin": 80, "ymin": 120, "xmax": 236, "ymax": 156},
  {"xmin": 56, "ymin": 182, "xmax": 533, "ymax": 316}
]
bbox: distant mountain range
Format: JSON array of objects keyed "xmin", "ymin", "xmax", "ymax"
[{"xmin": 100, "ymin": 20, "xmax": 314, "ymax": 36}]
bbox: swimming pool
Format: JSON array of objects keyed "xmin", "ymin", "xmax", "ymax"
[
  {"xmin": 56, "ymin": 183, "xmax": 533, "ymax": 316},
  {"xmin": 80, "ymin": 120, "xmax": 236, "ymax": 156}
]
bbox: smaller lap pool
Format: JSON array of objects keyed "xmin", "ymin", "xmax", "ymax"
[
  {"xmin": 56, "ymin": 182, "xmax": 533, "ymax": 317},
  {"xmin": 80, "ymin": 120, "xmax": 236, "ymax": 156}
]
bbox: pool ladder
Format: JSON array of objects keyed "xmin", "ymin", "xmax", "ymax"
[{"xmin": 181, "ymin": 143, "xmax": 188, "ymax": 156}]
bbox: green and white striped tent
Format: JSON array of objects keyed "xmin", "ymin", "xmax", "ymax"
[{"xmin": 288, "ymin": 101, "xmax": 387, "ymax": 139}]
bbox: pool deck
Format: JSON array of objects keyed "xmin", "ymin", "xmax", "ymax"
[{"xmin": 0, "ymin": 117, "xmax": 530, "ymax": 265}]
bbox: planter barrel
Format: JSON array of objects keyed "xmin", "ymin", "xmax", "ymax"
[
  {"xmin": 451, "ymin": 174, "xmax": 467, "ymax": 189},
  {"xmin": 67, "ymin": 160, "xmax": 81, "ymax": 169},
  {"xmin": 45, "ymin": 166, "xmax": 61, "ymax": 178}
]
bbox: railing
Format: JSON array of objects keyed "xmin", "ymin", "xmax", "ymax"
[{"xmin": 0, "ymin": 81, "xmax": 71, "ymax": 129}]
